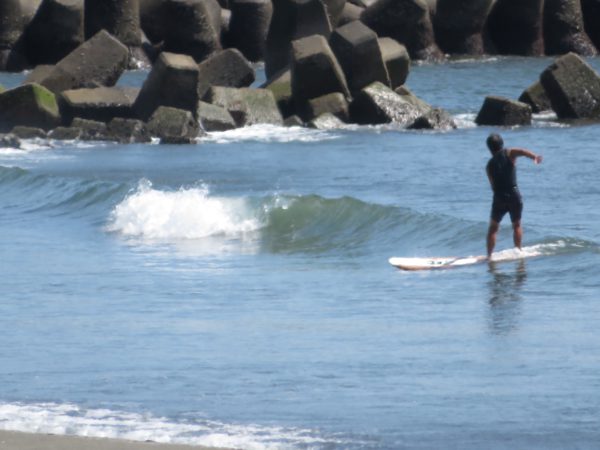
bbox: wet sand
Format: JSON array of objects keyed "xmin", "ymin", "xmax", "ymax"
[{"xmin": 0, "ymin": 430, "xmax": 235, "ymax": 450}]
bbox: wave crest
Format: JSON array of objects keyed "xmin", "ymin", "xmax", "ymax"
[{"xmin": 107, "ymin": 180, "xmax": 262, "ymax": 240}]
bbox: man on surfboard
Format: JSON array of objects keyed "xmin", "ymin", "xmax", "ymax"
[{"xmin": 486, "ymin": 133, "xmax": 542, "ymax": 259}]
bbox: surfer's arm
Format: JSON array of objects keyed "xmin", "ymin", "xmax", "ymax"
[
  {"xmin": 508, "ymin": 148, "xmax": 543, "ymax": 164},
  {"xmin": 486, "ymin": 165, "xmax": 494, "ymax": 189}
]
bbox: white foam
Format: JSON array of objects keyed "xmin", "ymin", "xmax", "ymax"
[
  {"xmin": 0, "ymin": 140, "xmax": 68, "ymax": 165},
  {"xmin": 0, "ymin": 139, "xmax": 105, "ymax": 161},
  {"xmin": 532, "ymin": 115, "xmax": 570, "ymax": 128},
  {"xmin": 491, "ymin": 241, "xmax": 566, "ymax": 262},
  {"xmin": 0, "ymin": 139, "xmax": 48, "ymax": 155},
  {"xmin": 107, "ymin": 180, "xmax": 262, "ymax": 241},
  {"xmin": 533, "ymin": 111, "xmax": 558, "ymax": 121},
  {"xmin": 0, "ymin": 402, "xmax": 349, "ymax": 450},
  {"xmin": 447, "ymin": 56, "xmax": 500, "ymax": 65},
  {"xmin": 452, "ymin": 113, "xmax": 477, "ymax": 129},
  {"xmin": 200, "ymin": 124, "xmax": 340, "ymax": 144},
  {"xmin": 0, "ymin": 146, "xmax": 25, "ymax": 157}
]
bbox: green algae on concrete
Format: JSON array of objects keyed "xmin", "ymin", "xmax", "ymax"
[{"xmin": 0, "ymin": 83, "xmax": 61, "ymax": 132}]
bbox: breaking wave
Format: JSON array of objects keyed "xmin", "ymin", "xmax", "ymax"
[{"xmin": 1, "ymin": 167, "xmax": 596, "ymax": 257}]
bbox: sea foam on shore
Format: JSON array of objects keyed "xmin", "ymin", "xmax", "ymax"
[
  {"xmin": 0, "ymin": 402, "xmax": 343, "ymax": 450},
  {"xmin": 0, "ymin": 430, "xmax": 220, "ymax": 450}
]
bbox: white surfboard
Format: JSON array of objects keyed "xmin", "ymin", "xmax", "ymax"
[
  {"xmin": 388, "ymin": 255, "xmax": 487, "ymax": 271},
  {"xmin": 389, "ymin": 246, "xmax": 545, "ymax": 271}
]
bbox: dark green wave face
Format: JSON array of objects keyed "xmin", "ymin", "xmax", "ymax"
[{"xmin": 261, "ymin": 194, "xmax": 400, "ymax": 253}]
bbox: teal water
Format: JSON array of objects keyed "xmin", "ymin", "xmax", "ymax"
[{"xmin": 1, "ymin": 58, "xmax": 600, "ymax": 449}]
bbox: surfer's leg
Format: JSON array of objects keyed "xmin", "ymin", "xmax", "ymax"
[
  {"xmin": 487, "ymin": 220, "xmax": 499, "ymax": 257},
  {"xmin": 512, "ymin": 220, "xmax": 522, "ymax": 250},
  {"xmin": 508, "ymin": 197, "xmax": 523, "ymax": 250},
  {"xmin": 488, "ymin": 198, "xmax": 505, "ymax": 258}
]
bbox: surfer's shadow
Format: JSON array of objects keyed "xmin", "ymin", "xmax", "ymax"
[{"xmin": 486, "ymin": 259, "xmax": 527, "ymax": 335}]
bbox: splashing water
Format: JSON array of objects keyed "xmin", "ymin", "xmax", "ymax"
[{"xmin": 107, "ymin": 180, "xmax": 262, "ymax": 241}]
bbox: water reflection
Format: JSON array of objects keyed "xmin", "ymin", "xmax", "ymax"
[{"xmin": 487, "ymin": 259, "xmax": 527, "ymax": 335}]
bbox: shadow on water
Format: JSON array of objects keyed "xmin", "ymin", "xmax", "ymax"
[{"xmin": 487, "ymin": 259, "xmax": 527, "ymax": 335}]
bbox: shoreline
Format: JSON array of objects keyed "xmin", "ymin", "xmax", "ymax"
[{"xmin": 0, "ymin": 430, "xmax": 235, "ymax": 450}]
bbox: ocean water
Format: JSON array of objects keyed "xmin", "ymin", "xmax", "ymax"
[{"xmin": 1, "ymin": 57, "xmax": 600, "ymax": 449}]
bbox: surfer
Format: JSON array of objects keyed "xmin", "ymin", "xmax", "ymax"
[{"xmin": 485, "ymin": 133, "xmax": 542, "ymax": 259}]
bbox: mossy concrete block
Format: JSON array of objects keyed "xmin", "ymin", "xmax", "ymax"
[
  {"xmin": 70, "ymin": 118, "xmax": 108, "ymax": 140},
  {"xmin": 338, "ymin": 3, "xmax": 364, "ymax": 26},
  {"xmin": 107, "ymin": 117, "xmax": 150, "ymax": 143},
  {"xmin": 330, "ymin": 20, "xmax": 390, "ymax": 93},
  {"xmin": 394, "ymin": 85, "xmax": 433, "ymax": 112},
  {"xmin": 163, "ymin": 0, "xmax": 222, "ymax": 62},
  {"xmin": 197, "ymin": 101, "xmax": 236, "ymax": 131},
  {"xmin": 475, "ymin": 95, "xmax": 532, "ymax": 126},
  {"xmin": 0, "ymin": 83, "xmax": 61, "ymax": 132},
  {"xmin": 540, "ymin": 52, "xmax": 600, "ymax": 119},
  {"xmin": 37, "ymin": 30, "xmax": 129, "ymax": 94},
  {"xmin": 134, "ymin": 52, "xmax": 200, "ymax": 121},
  {"xmin": 283, "ymin": 114, "xmax": 304, "ymax": 127},
  {"xmin": 197, "ymin": 48, "xmax": 255, "ymax": 99},
  {"xmin": 147, "ymin": 106, "xmax": 202, "ymax": 144},
  {"xmin": 291, "ymin": 34, "xmax": 350, "ymax": 105},
  {"xmin": 59, "ymin": 87, "xmax": 135, "ymax": 124},
  {"xmin": 49, "ymin": 126, "xmax": 83, "ymax": 140},
  {"xmin": 231, "ymin": 88, "xmax": 283, "ymax": 126},
  {"xmin": 408, "ymin": 108, "xmax": 456, "ymax": 130},
  {"xmin": 24, "ymin": 65, "xmax": 56, "ymax": 85},
  {"xmin": 379, "ymin": 38, "xmax": 411, "ymax": 89},
  {"xmin": 350, "ymin": 81, "xmax": 428, "ymax": 125},
  {"xmin": 306, "ymin": 92, "xmax": 349, "ymax": 122},
  {"xmin": 519, "ymin": 81, "xmax": 551, "ymax": 113},
  {"xmin": 262, "ymin": 69, "xmax": 294, "ymax": 118},
  {"xmin": 308, "ymin": 112, "xmax": 346, "ymax": 129},
  {"xmin": 265, "ymin": 0, "xmax": 332, "ymax": 77},
  {"xmin": 10, "ymin": 126, "xmax": 47, "ymax": 139},
  {"xmin": 207, "ymin": 86, "xmax": 283, "ymax": 126}
]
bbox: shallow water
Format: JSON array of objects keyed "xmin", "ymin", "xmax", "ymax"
[{"xmin": 1, "ymin": 58, "xmax": 600, "ymax": 449}]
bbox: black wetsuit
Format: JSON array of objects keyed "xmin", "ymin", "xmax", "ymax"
[{"xmin": 487, "ymin": 149, "xmax": 523, "ymax": 223}]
